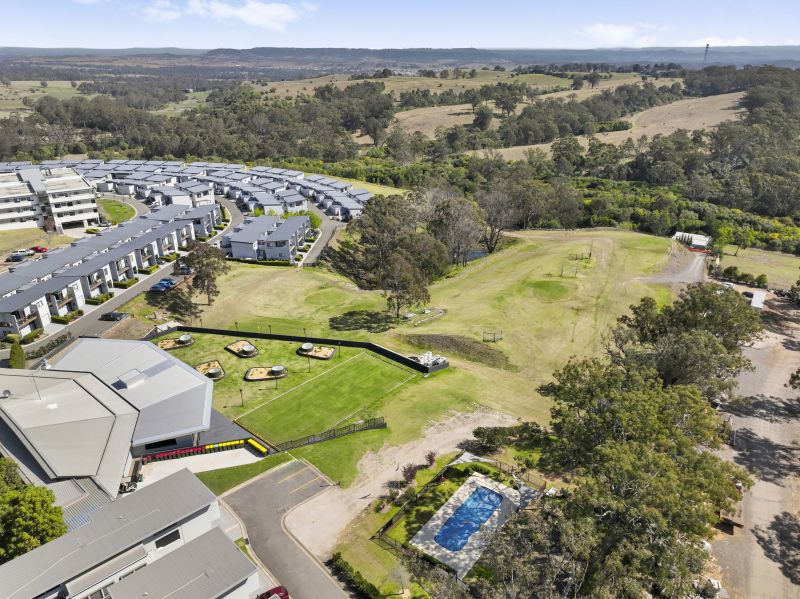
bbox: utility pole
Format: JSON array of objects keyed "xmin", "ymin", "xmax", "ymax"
[{"xmin": 703, "ymin": 44, "xmax": 710, "ymax": 65}]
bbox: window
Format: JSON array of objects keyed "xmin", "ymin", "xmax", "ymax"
[{"xmin": 155, "ymin": 528, "xmax": 181, "ymax": 549}]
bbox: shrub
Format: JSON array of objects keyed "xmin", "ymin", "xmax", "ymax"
[
  {"xmin": 50, "ymin": 309, "xmax": 83, "ymax": 324},
  {"xmin": 425, "ymin": 450, "xmax": 437, "ymax": 467},
  {"xmin": 195, "ymin": 236, "xmax": 211, "ymax": 242},
  {"xmin": 85, "ymin": 227, "xmax": 99, "ymax": 234},
  {"xmin": 214, "ymin": 224, "xmax": 226, "ymax": 230},
  {"xmin": 178, "ymin": 245, "xmax": 189, "ymax": 251},
  {"xmin": 140, "ymin": 264, "xmax": 159, "ymax": 275},
  {"xmin": 722, "ymin": 266, "xmax": 740, "ymax": 280},
  {"xmin": 21, "ymin": 328, "xmax": 44, "ymax": 345},
  {"xmin": 85, "ymin": 292, "xmax": 114, "ymax": 305},
  {"xmin": 755, "ymin": 274, "xmax": 768, "ymax": 288},
  {"xmin": 113, "ymin": 278, "xmax": 138, "ymax": 289},
  {"xmin": 2, "ymin": 333, "xmax": 20, "ymax": 344},
  {"xmin": 26, "ymin": 332, "xmax": 72, "ymax": 359},
  {"xmin": 739, "ymin": 272, "xmax": 756, "ymax": 286},
  {"xmin": 226, "ymin": 257, "xmax": 293, "ymax": 267},
  {"xmin": 401, "ymin": 463, "xmax": 418, "ymax": 485},
  {"xmin": 161, "ymin": 253, "xmax": 177, "ymax": 262},
  {"xmin": 9, "ymin": 343, "xmax": 25, "ymax": 368},
  {"xmin": 329, "ymin": 552, "xmax": 382, "ymax": 599}
]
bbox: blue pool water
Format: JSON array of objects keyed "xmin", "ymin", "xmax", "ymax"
[{"xmin": 434, "ymin": 486, "xmax": 503, "ymax": 551}]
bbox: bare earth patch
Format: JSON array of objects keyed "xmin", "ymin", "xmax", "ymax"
[
  {"xmin": 284, "ymin": 409, "xmax": 517, "ymax": 560},
  {"xmin": 156, "ymin": 336, "xmax": 195, "ymax": 350},
  {"xmin": 244, "ymin": 366, "xmax": 288, "ymax": 381},
  {"xmin": 299, "ymin": 345, "xmax": 336, "ymax": 360},
  {"xmin": 225, "ymin": 339, "xmax": 259, "ymax": 357},
  {"xmin": 402, "ymin": 333, "xmax": 512, "ymax": 370},
  {"xmin": 195, "ymin": 360, "xmax": 225, "ymax": 380}
]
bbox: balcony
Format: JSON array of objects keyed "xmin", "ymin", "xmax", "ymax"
[
  {"xmin": 55, "ymin": 295, "xmax": 73, "ymax": 309},
  {"xmin": 14, "ymin": 312, "xmax": 37, "ymax": 328}
]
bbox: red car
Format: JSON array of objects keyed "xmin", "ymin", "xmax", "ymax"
[
  {"xmin": 30, "ymin": 246, "xmax": 47, "ymax": 253},
  {"xmin": 259, "ymin": 586, "xmax": 289, "ymax": 599}
]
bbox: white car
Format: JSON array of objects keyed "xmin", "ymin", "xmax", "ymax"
[{"xmin": 12, "ymin": 249, "xmax": 33, "ymax": 257}]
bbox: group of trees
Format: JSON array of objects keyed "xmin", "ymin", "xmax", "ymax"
[
  {"xmin": 0, "ymin": 458, "xmax": 66, "ymax": 563},
  {"xmin": 411, "ymin": 285, "xmax": 761, "ymax": 598}
]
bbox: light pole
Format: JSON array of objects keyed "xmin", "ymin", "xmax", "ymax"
[
  {"xmin": 307, "ymin": 355, "xmax": 311, "ymax": 373},
  {"xmin": 239, "ymin": 388, "xmax": 244, "ymax": 407}
]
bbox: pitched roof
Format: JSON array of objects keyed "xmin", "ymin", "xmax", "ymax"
[
  {"xmin": 0, "ymin": 470, "xmax": 216, "ymax": 599},
  {"xmin": 107, "ymin": 528, "xmax": 256, "ymax": 599}
]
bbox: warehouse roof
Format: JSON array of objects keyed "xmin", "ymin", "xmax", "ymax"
[
  {"xmin": 0, "ymin": 368, "xmax": 137, "ymax": 498},
  {"xmin": 53, "ymin": 339, "xmax": 212, "ymax": 447}
]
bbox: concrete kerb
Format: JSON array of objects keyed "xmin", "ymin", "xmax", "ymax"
[
  {"xmin": 279, "ymin": 457, "xmax": 346, "ymax": 592},
  {"xmin": 220, "ymin": 497, "xmax": 280, "ymax": 587}
]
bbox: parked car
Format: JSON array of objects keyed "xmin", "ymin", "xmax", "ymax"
[
  {"xmin": 149, "ymin": 283, "xmax": 170, "ymax": 293},
  {"xmin": 158, "ymin": 278, "xmax": 176, "ymax": 288},
  {"xmin": 742, "ymin": 291, "xmax": 754, "ymax": 299},
  {"xmin": 99, "ymin": 311, "xmax": 130, "ymax": 322},
  {"xmin": 8, "ymin": 254, "xmax": 26, "ymax": 262},
  {"xmin": 258, "ymin": 587, "xmax": 289, "ymax": 599},
  {"xmin": 11, "ymin": 249, "xmax": 33, "ymax": 257},
  {"xmin": 175, "ymin": 264, "xmax": 195, "ymax": 275},
  {"xmin": 30, "ymin": 246, "xmax": 47, "ymax": 253}
]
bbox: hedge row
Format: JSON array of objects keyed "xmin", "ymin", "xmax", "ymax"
[
  {"xmin": 226, "ymin": 257, "xmax": 293, "ymax": 267},
  {"xmin": 25, "ymin": 332, "xmax": 73, "ymax": 359},
  {"xmin": 329, "ymin": 552, "xmax": 383, "ymax": 599},
  {"xmin": 140, "ymin": 264, "xmax": 160, "ymax": 275},
  {"xmin": 162, "ymin": 253, "xmax": 178, "ymax": 262},
  {"xmin": 113, "ymin": 278, "xmax": 138, "ymax": 289},
  {"xmin": 51, "ymin": 309, "xmax": 84, "ymax": 325},
  {"xmin": 85, "ymin": 291, "xmax": 114, "ymax": 305},
  {"xmin": 21, "ymin": 328, "xmax": 44, "ymax": 345}
]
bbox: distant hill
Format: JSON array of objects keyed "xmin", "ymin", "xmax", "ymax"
[
  {"xmin": 206, "ymin": 46, "xmax": 800, "ymax": 67},
  {"xmin": 0, "ymin": 47, "xmax": 207, "ymax": 57}
]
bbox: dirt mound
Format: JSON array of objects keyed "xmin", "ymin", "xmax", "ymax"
[{"xmin": 403, "ymin": 333, "xmax": 512, "ymax": 370}]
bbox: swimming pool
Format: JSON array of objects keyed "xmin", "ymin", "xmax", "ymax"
[{"xmin": 434, "ymin": 486, "xmax": 503, "ymax": 551}]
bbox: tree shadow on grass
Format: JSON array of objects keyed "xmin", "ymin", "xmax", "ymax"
[
  {"xmin": 753, "ymin": 511, "xmax": 800, "ymax": 586},
  {"xmin": 147, "ymin": 288, "xmax": 201, "ymax": 322},
  {"xmin": 329, "ymin": 310, "xmax": 396, "ymax": 333},
  {"xmin": 725, "ymin": 395, "xmax": 800, "ymax": 424},
  {"xmin": 732, "ymin": 428, "xmax": 800, "ymax": 485}
]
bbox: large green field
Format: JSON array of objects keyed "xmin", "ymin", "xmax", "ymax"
[
  {"xmin": 237, "ymin": 352, "xmax": 416, "ymax": 445},
  {"xmin": 720, "ymin": 246, "xmax": 800, "ymax": 289},
  {"xmin": 124, "ymin": 230, "xmax": 674, "ymax": 486},
  {"xmin": 0, "ymin": 80, "xmax": 85, "ymax": 117}
]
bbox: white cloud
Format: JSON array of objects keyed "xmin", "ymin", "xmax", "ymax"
[
  {"xmin": 186, "ymin": 0, "xmax": 313, "ymax": 31},
  {"xmin": 579, "ymin": 22, "xmax": 668, "ymax": 47},
  {"xmin": 142, "ymin": 0, "xmax": 182, "ymax": 21}
]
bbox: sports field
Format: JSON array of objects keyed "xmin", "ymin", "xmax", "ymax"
[{"xmin": 237, "ymin": 351, "xmax": 416, "ymax": 445}]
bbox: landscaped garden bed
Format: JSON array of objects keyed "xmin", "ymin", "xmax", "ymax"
[
  {"xmin": 244, "ymin": 365, "xmax": 288, "ymax": 381},
  {"xmin": 195, "ymin": 360, "xmax": 225, "ymax": 380},
  {"xmin": 297, "ymin": 342, "xmax": 336, "ymax": 360},
  {"xmin": 157, "ymin": 334, "xmax": 195, "ymax": 351},
  {"xmin": 225, "ymin": 339, "xmax": 259, "ymax": 357}
]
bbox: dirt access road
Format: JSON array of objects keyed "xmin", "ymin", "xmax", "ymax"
[{"xmin": 711, "ymin": 298, "xmax": 800, "ymax": 599}]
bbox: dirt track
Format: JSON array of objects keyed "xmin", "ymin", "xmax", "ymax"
[{"xmin": 711, "ymin": 298, "xmax": 800, "ymax": 599}]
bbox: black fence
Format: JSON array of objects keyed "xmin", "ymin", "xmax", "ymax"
[
  {"xmin": 274, "ymin": 417, "xmax": 386, "ymax": 452},
  {"xmin": 175, "ymin": 325, "xmax": 447, "ymax": 374}
]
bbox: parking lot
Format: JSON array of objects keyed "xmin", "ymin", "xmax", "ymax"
[{"xmin": 224, "ymin": 459, "xmax": 348, "ymax": 599}]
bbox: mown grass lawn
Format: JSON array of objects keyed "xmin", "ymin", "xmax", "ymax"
[
  {"xmin": 237, "ymin": 352, "xmax": 417, "ymax": 445},
  {"xmin": 196, "ymin": 453, "xmax": 293, "ymax": 495},
  {"xmin": 97, "ymin": 198, "xmax": 136, "ymax": 224},
  {"xmin": 720, "ymin": 245, "xmax": 800, "ymax": 289}
]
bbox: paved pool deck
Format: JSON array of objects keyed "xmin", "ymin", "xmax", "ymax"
[{"xmin": 410, "ymin": 473, "xmax": 520, "ymax": 579}]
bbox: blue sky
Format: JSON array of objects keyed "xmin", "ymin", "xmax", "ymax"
[{"xmin": 4, "ymin": 0, "xmax": 798, "ymax": 49}]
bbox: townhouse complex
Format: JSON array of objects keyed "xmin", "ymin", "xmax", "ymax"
[
  {"xmin": 0, "ymin": 203, "xmax": 222, "ymax": 338},
  {"xmin": 0, "ymin": 469, "xmax": 263, "ymax": 599},
  {"xmin": 0, "ymin": 160, "xmax": 374, "ymax": 231}
]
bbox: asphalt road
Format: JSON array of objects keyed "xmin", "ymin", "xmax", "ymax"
[
  {"xmin": 711, "ymin": 298, "xmax": 800, "ymax": 599},
  {"xmin": 224, "ymin": 459, "xmax": 348, "ymax": 599},
  {"xmin": 304, "ymin": 204, "xmax": 345, "ymax": 264}
]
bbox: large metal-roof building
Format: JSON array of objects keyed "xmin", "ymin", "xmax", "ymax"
[{"xmin": 53, "ymin": 338, "xmax": 213, "ymax": 452}]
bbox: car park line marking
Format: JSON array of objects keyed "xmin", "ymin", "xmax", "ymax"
[
  {"xmin": 289, "ymin": 476, "xmax": 321, "ymax": 494},
  {"xmin": 277, "ymin": 466, "xmax": 309, "ymax": 484}
]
